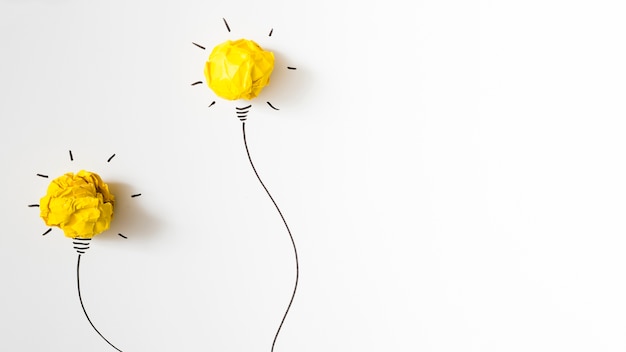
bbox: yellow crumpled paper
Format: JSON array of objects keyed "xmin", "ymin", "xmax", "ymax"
[
  {"xmin": 204, "ymin": 38, "xmax": 275, "ymax": 100},
  {"xmin": 40, "ymin": 170, "xmax": 115, "ymax": 239}
]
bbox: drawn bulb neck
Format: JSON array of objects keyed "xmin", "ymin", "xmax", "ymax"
[{"xmin": 73, "ymin": 238, "xmax": 92, "ymax": 255}]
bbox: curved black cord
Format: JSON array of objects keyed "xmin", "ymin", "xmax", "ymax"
[
  {"xmin": 77, "ymin": 254, "xmax": 123, "ymax": 352},
  {"xmin": 242, "ymin": 122, "xmax": 300, "ymax": 352}
]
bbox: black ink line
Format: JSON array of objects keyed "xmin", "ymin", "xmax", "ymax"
[
  {"xmin": 236, "ymin": 105, "xmax": 252, "ymax": 110},
  {"xmin": 223, "ymin": 18, "xmax": 231, "ymax": 32},
  {"xmin": 107, "ymin": 154, "xmax": 116, "ymax": 163},
  {"xmin": 37, "ymin": 173, "xmax": 49, "ymax": 178},
  {"xmin": 209, "ymin": 101, "xmax": 216, "ymax": 108},
  {"xmin": 287, "ymin": 67, "xmax": 297, "ymax": 70},
  {"xmin": 267, "ymin": 102, "xmax": 280, "ymax": 111},
  {"xmin": 192, "ymin": 42, "xmax": 206, "ymax": 50},
  {"xmin": 131, "ymin": 193, "xmax": 142, "ymax": 198},
  {"xmin": 28, "ymin": 204, "xmax": 39, "ymax": 207},
  {"xmin": 42, "ymin": 228, "xmax": 52, "ymax": 236},
  {"xmin": 118, "ymin": 233, "xmax": 127, "ymax": 239},
  {"xmin": 237, "ymin": 111, "xmax": 249, "ymax": 114},
  {"xmin": 74, "ymin": 246, "xmax": 90, "ymax": 250},
  {"xmin": 191, "ymin": 81, "xmax": 203, "ymax": 86},
  {"xmin": 69, "ymin": 150, "xmax": 74, "ymax": 161},
  {"xmin": 242, "ymin": 122, "xmax": 299, "ymax": 352},
  {"xmin": 77, "ymin": 250, "xmax": 85, "ymax": 254},
  {"xmin": 269, "ymin": 28, "xmax": 274, "ymax": 36},
  {"xmin": 77, "ymin": 254, "xmax": 123, "ymax": 352}
]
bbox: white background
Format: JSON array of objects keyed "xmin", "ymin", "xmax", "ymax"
[{"xmin": 1, "ymin": 0, "xmax": 626, "ymax": 351}]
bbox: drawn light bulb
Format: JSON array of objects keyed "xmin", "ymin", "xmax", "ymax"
[
  {"xmin": 192, "ymin": 18, "xmax": 300, "ymax": 352},
  {"xmin": 192, "ymin": 18, "xmax": 296, "ymax": 120},
  {"xmin": 29, "ymin": 151, "xmax": 141, "ymax": 352}
]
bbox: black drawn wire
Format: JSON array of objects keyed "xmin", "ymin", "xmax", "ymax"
[
  {"xmin": 242, "ymin": 122, "xmax": 299, "ymax": 352},
  {"xmin": 77, "ymin": 254, "xmax": 123, "ymax": 352},
  {"xmin": 107, "ymin": 154, "xmax": 116, "ymax": 163},
  {"xmin": 69, "ymin": 150, "xmax": 74, "ymax": 161}
]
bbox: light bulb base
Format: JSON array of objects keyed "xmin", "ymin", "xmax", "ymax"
[
  {"xmin": 236, "ymin": 105, "xmax": 251, "ymax": 122},
  {"xmin": 73, "ymin": 238, "xmax": 91, "ymax": 254}
]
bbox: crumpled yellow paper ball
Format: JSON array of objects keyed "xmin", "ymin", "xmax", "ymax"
[
  {"xmin": 40, "ymin": 170, "xmax": 115, "ymax": 239},
  {"xmin": 204, "ymin": 38, "xmax": 275, "ymax": 100}
]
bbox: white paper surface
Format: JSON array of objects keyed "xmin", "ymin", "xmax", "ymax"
[{"xmin": 1, "ymin": 1, "xmax": 626, "ymax": 351}]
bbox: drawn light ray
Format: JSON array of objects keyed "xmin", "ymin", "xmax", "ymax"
[
  {"xmin": 192, "ymin": 42, "xmax": 206, "ymax": 50},
  {"xmin": 266, "ymin": 102, "xmax": 280, "ymax": 110},
  {"xmin": 222, "ymin": 17, "xmax": 231, "ymax": 32}
]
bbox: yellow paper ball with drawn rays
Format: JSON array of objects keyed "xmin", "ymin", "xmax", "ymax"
[{"xmin": 204, "ymin": 38, "xmax": 275, "ymax": 100}]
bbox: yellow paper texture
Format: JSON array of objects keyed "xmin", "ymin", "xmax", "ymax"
[
  {"xmin": 204, "ymin": 39, "xmax": 274, "ymax": 100},
  {"xmin": 40, "ymin": 170, "xmax": 114, "ymax": 239}
]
